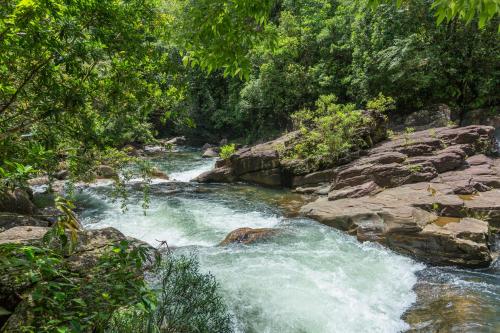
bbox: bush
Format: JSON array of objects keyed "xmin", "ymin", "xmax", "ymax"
[
  {"xmin": 0, "ymin": 240, "xmax": 155, "ymax": 332},
  {"xmin": 1, "ymin": 240, "xmax": 232, "ymax": 333},
  {"xmin": 219, "ymin": 144, "xmax": 236, "ymax": 160},
  {"xmin": 107, "ymin": 253, "xmax": 232, "ymax": 333},
  {"xmin": 288, "ymin": 95, "xmax": 364, "ymax": 163}
]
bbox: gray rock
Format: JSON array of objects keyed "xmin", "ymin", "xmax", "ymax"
[
  {"xmin": 0, "ymin": 226, "xmax": 50, "ymax": 244},
  {"xmin": 96, "ymin": 165, "xmax": 117, "ymax": 179},
  {"xmin": 202, "ymin": 147, "xmax": 219, "ymax": 158},
  {"xmin": 0, "ymin": 213, "xmax": 50, "ymax": 232},
  {"xmin": 0, "ymin": 189, "xmax": 36, "ymax": 215}
]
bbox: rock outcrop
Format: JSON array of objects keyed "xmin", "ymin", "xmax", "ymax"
[
  {"xmin": 301, "ymin": 181, "xmax": 500, "ymax": 267},
  {"xmin": 196, "ymin": 124, "xmax": 495, "ymax": 191},
  {"xmin": 195, "ymin": 131, "xmax": 298, "ymax": 186}
]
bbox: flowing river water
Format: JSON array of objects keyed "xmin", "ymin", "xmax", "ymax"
[{"xmin": 74, "ymin": 149, "xmax": 499, "ymax": 332}]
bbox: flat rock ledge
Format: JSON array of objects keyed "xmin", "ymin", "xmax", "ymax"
[{"xmin": 301, "ymin": 182, "xmax": 499, "ymax": 267}]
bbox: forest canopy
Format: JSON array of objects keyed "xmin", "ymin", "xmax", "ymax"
[{"xmin": 0, "ymin": 0, "xmax": 498, "ymax": 184}]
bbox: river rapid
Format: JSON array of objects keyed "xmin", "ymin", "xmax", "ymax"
[{"xmin": 76, "ymin": 149, "xmax": 499, "ymax": 332}]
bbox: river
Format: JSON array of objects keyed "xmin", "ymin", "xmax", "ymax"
[{"xmin": 75, "ymin": 149, "xmax": 499, "ymax": 332}]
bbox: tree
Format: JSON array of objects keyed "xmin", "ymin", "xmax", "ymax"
[
  {"xmin": 367, "ymin": 0, "xmax": 499, "ymax": 28},
  {"xmin": 0, "ymin": 0, "xmax": 274, "ymax": 184}
]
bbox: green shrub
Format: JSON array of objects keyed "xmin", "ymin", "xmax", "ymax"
[
  {"xmin": 288, "ymin": 94, "xmax": 364, "ymax": 164},
  {"xmin": 0, "ymin": 240, "xmax": 155, "ymax": 332},
  {"xmin": 366, "ymin": 93, "xmax": 396, "ymax": 113},
  {"xmin": 219, "ymin": 144, "xmax": 236, "ymax": 160},
  {"xmin": 107, "ymin": 253, "xmax": 233, "ymax": 333}
]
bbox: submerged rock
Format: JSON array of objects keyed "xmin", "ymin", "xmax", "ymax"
[{"xmin": 220, "ymin": 227, "xmax": 279, "ymax": 246}]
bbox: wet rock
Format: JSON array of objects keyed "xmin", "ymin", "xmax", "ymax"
[
  {"xmin": 0, "ymin": 189, "xmax": 37, "ymax": 215},
  {"xmin": 301, "ymin": 182, "xmax": 497, "ymax": 267},
  {"xmin": 0, "ymin": 213, "xmax": 50, "ymax": 232},
  {"xmin": 202, "ymin": 147, "xmax": 219, "ymax": 158},
  {"xmin": 220, "ymin": 228, "xmax": 278, "ymax": 246},
  {"xmin": 165, "ymin": 136, "xmax": 187, "ymax": 145},
  {"xmin": 96, "ymin": 165, "xmax": 117, "ymax": 179},
  {"xmin": 240, "ymin": 168, "xmax": 282, "ymax": 187},
  {"xmin": 151, "ymin": 167, "xmax": 169, "ymax": 180},
  {"xmin": 403, "ymin": 268, "xmax": 499, "ymax": 332}
]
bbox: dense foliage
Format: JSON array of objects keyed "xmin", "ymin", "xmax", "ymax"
[
  {"xmin": 0, "ymin": 0, "xmax": 274, "ymax": 185},
  {"xmin": 1, "ymin": 238, "xmax": 231, "ymax": 333},
  {"xmin": 0, "ymin": 239, "xmax": 155, "ymax": 332},
  {"xmin": 164, "ymin": 0, "xmax": 498, "ymax": 143}
]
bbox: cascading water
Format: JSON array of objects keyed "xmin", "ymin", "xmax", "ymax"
[{"xmin": 76, "ymin": 149, "xmax": 499, "ymax": 332}]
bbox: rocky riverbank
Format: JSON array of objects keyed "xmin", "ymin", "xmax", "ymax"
[{"xmin": 197, "ymin": 124, "xmax": 500, "ymax": 267}]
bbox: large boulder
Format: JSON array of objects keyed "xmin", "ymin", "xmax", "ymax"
[
  {"xmin": 219, "ymin": 228, "xmax": 279, "ymax": 246},
  {"xmin": 301, "ymin": 182, "xmax": 498, "ymax": 267},
  {"xmin": 0, "ymin": 189, "xmax": 37, "ymax": 215}
]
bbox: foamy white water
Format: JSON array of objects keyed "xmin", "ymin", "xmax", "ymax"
[
  {"xmin": 78, "ymin": 150, "xmax": 423, "ymax": 333},
  {"xmin": 169, "ymin": 159, "xmax": 215, "ymax": 182}
]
